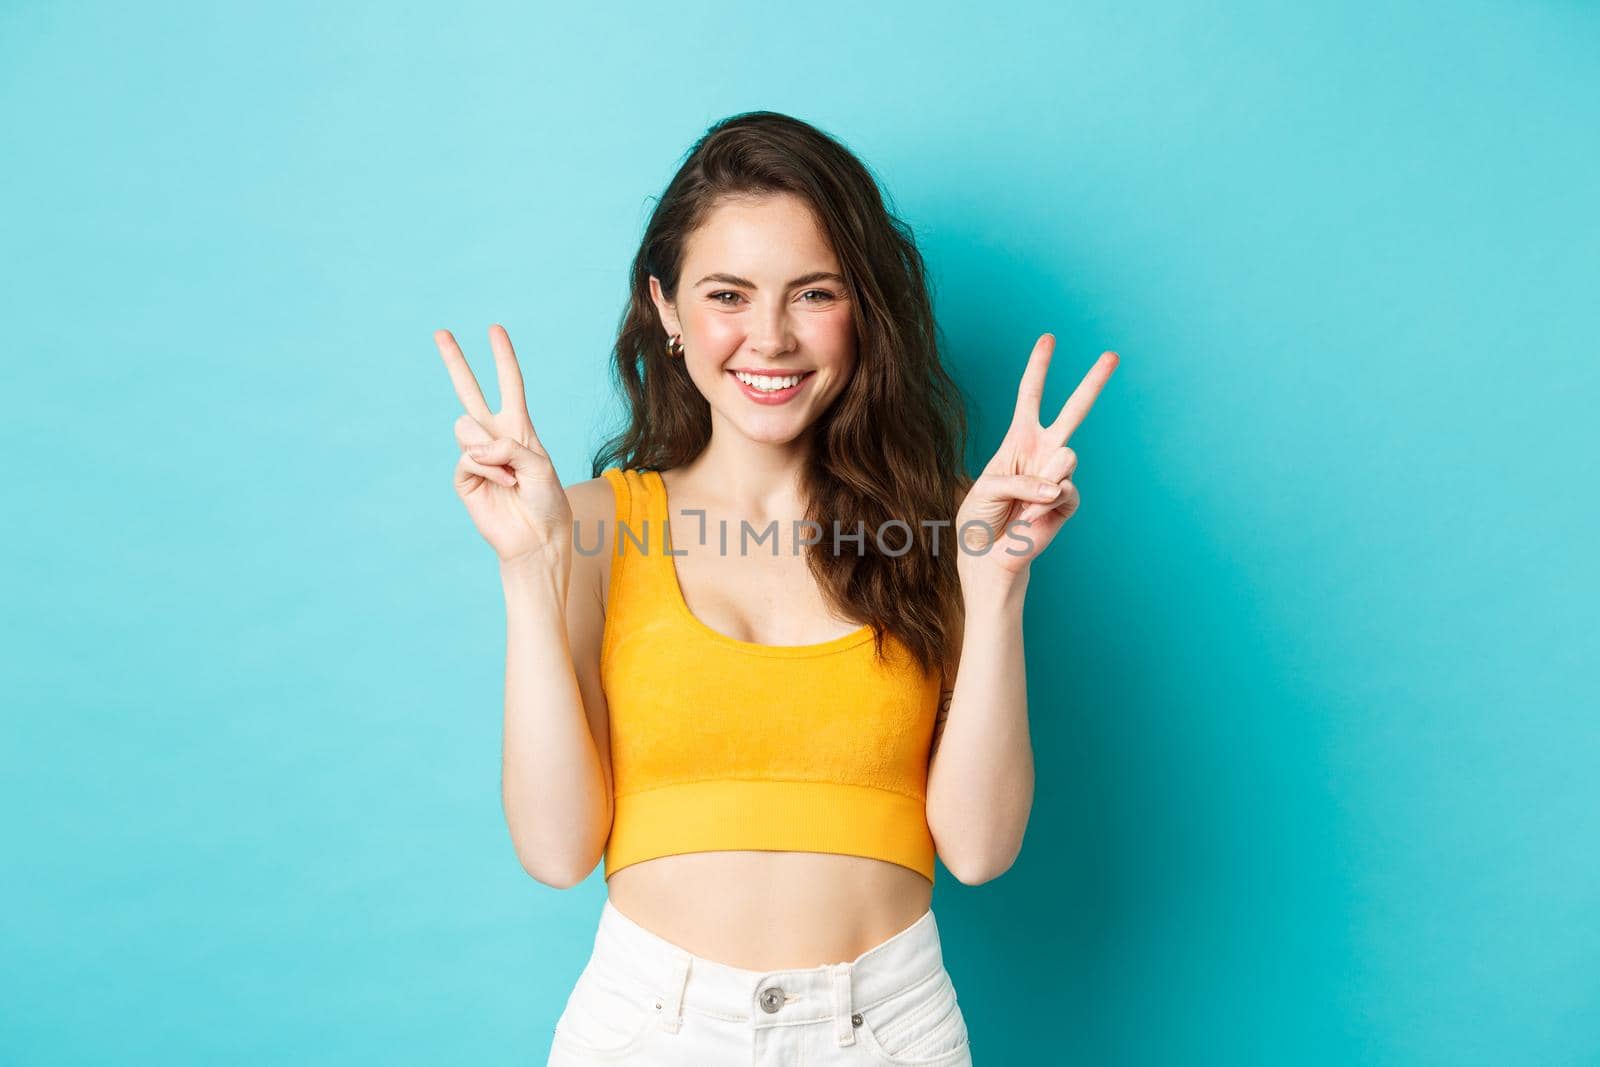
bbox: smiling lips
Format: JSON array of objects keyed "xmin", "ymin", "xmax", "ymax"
[{"xmin": 729, "ymin": 369, "xmax": 814, "ymax": 405}]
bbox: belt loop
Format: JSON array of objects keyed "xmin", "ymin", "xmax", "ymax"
[
  {"xmin": 831, "ymin": 962, "xmax": 856, "ymax": 1047},
  {"xmin": 658, "ymin": 952, "xmax": 691, "ymax": 1034}
]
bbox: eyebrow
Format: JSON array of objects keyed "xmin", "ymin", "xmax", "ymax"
[{"xmin": 693, "ymin": 271, "xmax": 846, "ymax": 289}]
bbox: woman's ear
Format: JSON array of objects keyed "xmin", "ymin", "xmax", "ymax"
[{"xmin": 648, "ymin": 275, "xmax": 682, "ymax": 337}]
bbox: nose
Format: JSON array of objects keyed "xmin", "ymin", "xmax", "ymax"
[{"xmin": 747, "ymin": 302, "xmax": 797, "ymax": 359}]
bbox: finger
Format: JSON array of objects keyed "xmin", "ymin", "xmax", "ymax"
[
  {"xmin": 1025, "ymin": 485, "xmax": 1080, "ymax": 540},
  {"xmin": 454, "ymin": 453, "xmax": 485, "ymax": 495},
  {"xmin": 1011, "ymin": 333, "xmax": 1056, "ymax": 429},
  {"xmin": 1036, "ymin": 445, "xmax": 1077, "ymax": 484},
  {"xmin": 435, "ymin": 329, "xmax": 494, "ymax": 423},
  {"xmin": 519, "ymin": 414, "xmax": 552, "ymax": 460},
  {"xmin": 454, "ymin": 404, "xmax": 551, "ymax": 463},
  {"xmin": 1053, "ymin": 481, "xmax": 1081, "ymax": 520},
  {"xmin": 1012, "ymin": 447, "xmax": 1076, "ymax": 521},
  {"xmin": 454, "ymin": 413, "xmax": 498, "ymax": 450},
  {"xmin": 464, "ymin": 434, "xmax": 546, "ymax": 477},
  {"xmin": 979, "ymin": 472, "xmax": 1066, "ymax": 510},
  {"xmin": 1020, "ymin": 480, "xmax": 1079, "ymax": 527},
  {"xmin": 455, "ymin": 451, "xmax": 515, "ymax": 493},
  {"xmin": 1017, "ymin": 477, "xmax": 1071, "ymax": 524},
  {"xmin": 488, "ymin": 324, "xmax": 529, "ymax": 418},
  {"xmin": 1046, "ymin": 350, "xmax": 1119, "ymax": 444}
]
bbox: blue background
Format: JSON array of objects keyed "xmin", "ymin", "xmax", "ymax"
[{"xmin": 4, "ymin": 2, "xmax": 1596, "ymax": 1063}]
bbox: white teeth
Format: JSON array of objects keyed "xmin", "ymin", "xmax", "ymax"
[{"xmin": 733, "ymin": 370, "xmax": 805, "ymax": 391}]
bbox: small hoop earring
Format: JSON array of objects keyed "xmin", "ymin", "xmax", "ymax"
[{"xmin": 666, "ymin": 333, "xmax": 685, "ymax": 359}]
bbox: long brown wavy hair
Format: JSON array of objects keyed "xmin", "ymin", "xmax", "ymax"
[{"xmin": 590, "ymin": 110, "xmax": 973, "ymax": 680}]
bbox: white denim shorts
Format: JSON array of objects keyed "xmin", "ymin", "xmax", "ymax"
[{"xmin": 546, "ymin": 897, "xmax": 973, "ymax": 1066}]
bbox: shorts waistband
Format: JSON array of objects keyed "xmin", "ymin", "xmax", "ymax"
[{"xmin": 592, "ymin": 897, "xmax": 946, "ymax": 1033}]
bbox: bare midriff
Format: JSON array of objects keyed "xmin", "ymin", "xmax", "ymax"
[{"xmin": 604, "ymin": 849, "xmax": 934, "ymax": 971}]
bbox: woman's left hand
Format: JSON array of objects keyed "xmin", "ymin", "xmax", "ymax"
[{"xmin": 954, "ymin": 334, "xmax": 1119, "ymax": 583}]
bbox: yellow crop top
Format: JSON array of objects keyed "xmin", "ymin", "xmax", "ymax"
[{"xmin": 597, "ymin": 467, "xmax": 944, "ymax": 884}]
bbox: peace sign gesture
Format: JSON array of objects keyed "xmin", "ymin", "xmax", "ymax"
[
  {"xmin": 435, "ymin": 324, "xmax": 573, "ymax": 567},
  {"xmin": 954, "ymin": 334, "xmax": 1119, "ymax": 582}
]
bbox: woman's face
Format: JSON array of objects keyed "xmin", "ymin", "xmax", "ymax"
[{"xmin": 650, "ymin": 192, "xmax": 857, "ymax": 446}]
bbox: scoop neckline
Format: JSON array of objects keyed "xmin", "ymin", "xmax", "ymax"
[{"xmin": 647, "ymin": 468, "xmax": 875, "ymax": 658}]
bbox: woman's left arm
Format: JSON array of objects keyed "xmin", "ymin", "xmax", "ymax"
[
  {"xmin": 926, "ymin": 570, "xmax": 1032, "ymax": 885},
  {"xmin": 925, "ymin": 336, "xmax": 1119, "ymax": 884}
]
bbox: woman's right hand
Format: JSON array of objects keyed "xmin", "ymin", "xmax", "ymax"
[{"xmin": 435, "ymin": 324, "xmax": 573, "ymax": 568}]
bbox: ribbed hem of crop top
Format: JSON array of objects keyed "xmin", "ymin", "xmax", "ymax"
[
  {"xmin": 596, "ymin": 467, "xmax": 943, "ymax": 886},
  {"xmin": 604, "ymin": 779, "xmax": 937, "ymax": 882}
]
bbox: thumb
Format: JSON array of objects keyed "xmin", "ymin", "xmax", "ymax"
[
  {"xmin": 464, "ymin": 435, "xmax": 543, "ymax": 476},
  {"xmin": 979, "ymin": 472, "xmax": 1062, "ymax": 507}
]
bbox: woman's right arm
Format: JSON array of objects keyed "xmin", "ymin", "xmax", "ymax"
[
  {"xmin": 433, "ymin": 325, "xmax": 614, "ymax": 889},
  {"xmin": 498, "ymin": 478, "xmax": 615, "ymax": 888}
]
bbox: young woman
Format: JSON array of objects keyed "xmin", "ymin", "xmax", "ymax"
[{"xmin": 435, "ymin": 111, "xmax": 1117, "ymax": 1066}]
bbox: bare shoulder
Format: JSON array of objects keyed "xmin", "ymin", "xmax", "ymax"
[
  {"xmin": 563, "ymin": 473, "xmax": 618, "ymax": 524},
  {"xmin": 563, "ymin": 474, "xmax": 621, "ymax": 603}
]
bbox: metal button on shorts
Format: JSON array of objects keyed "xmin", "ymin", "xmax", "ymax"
[{"xmin": 758, "ymin": 986, "xmax": 784, "ymax": 1013}]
